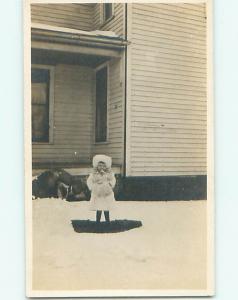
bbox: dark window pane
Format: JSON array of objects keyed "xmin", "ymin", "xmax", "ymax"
[
  {"xmin": 32, "ymin": 83, "xmax": 48, "ymax": 104},
  {"xmin": 32, "ymin": 68, "xmax": 49, "ymax": 83},
  {"xmin": 32, "ymin": 104, "xmax": 49, "ymax": 142},
  {"xmin": 31, "ymin": 68, "xmax": 50, "ymax": 142},
  {"xmin": 104, "ymin": 3, "xmax": 112, "ymax": 21},
  {"xmin": 95, "ymin": 67, "xmax": 107, "ymax": 142}
]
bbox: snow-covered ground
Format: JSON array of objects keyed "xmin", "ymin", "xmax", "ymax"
[{"xmin": 32, "ymin": 199, "xmax": 207, "ymax": 291}]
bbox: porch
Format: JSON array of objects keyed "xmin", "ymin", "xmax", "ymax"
[{"xmin": 31, "ymin": 23, "xmax": 126, "ymax": 176}]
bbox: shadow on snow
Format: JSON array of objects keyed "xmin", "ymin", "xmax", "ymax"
[{"xmin": 71, "ymin": 219, "xmax": 143, "ymax": 234}]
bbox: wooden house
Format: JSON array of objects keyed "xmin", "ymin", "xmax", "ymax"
[{"xmin": 31, "ymin": 3, "xmax": 207, "ymax": 200}]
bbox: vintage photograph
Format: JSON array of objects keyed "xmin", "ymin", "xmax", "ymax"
[{"xmin": 24, "ymin": 0, "xmax": 214, "ymax": 297}]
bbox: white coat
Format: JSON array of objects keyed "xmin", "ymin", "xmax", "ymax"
[{"xmin": 87, "ymin": 170, "xmax": 116, "ymax": 211}]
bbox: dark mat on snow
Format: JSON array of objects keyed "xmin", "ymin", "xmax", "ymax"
[{"xmin": 71, "ymin": 219, "xmax": 142, "ymax": 234}]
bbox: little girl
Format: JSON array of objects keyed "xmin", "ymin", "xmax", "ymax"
[{"xmin": 87, "ymin": 155, "xmax": 116, "ymax": 223}]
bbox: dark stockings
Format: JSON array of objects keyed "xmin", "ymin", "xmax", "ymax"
[
  {"xmin": 104, "ymin": 211, "xmax": 110, "ymax": 223},
  {"xmin": 96, "ymin": 210, "xmax": 110, "ymax": 223},
  {"xmin": 96, "ymin": 210, "xmax": 102, "ymax": 223}
]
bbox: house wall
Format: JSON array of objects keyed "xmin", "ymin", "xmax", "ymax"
[
  {"xmin": 32, "ymin": 64, "xmax": 93, "ymax": 164},
  {"xmin": 92, "ymin": 58, "xmax": 125, "ymax": 166},
  {"xmin": 31, "ymin": 3, "xmax": 125, "ymax": 169},
  {"xmin": 127, "ymin": 3, "xmax": 207, "ymax": 176},
  {"xmin": 31, "ymin": 3, "xmax": 125, "ymax": 35},
  {"xmin": 31, "ymin": 3, "xmax": 94, "ymax": 31},
  {"xmin": 93, "ymin": 3, "xmax": 125, "ymax": 37}
]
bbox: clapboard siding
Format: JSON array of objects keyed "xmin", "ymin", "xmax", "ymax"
[
  {"xmin": 93, "ymin": 3, "xmax": 125, "ymax": 37},
  {"xmin": 92, "ymin": 58, "xmax": 124, "ymax": 165},
  {"xmin": 128, "ymin": 3, "xmax": 207, "ymax": 176},
  {"xmin": 31, "ymin": 3, "xmax": 94, "ymax": 31},
  {"xmin": 132, "ymin": 8, "xmax": 206, "ymax": 28},
  {"xmin": 32, "ymin": 65, "xmax": 93, "ymax": 163},
  {"xmin": 132, "ymin": 26, "xmax": 205, "ymax": 45},
  {"xmin": 132, "ymin": 44, "xmax": 206, "ymax": 61}
]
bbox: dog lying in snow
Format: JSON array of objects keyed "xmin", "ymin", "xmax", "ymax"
[{"xmin": 32, "ymin": 169, "xmax": 90, "ymax": 201}]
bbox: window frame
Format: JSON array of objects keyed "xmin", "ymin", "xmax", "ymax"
[
  {"xmin": 94, "ymin": 62, "xmax": 110, "ymax": 145},
  {"xmin": 100, "ymin": 3, "xmax": 115, "ymax": 26},
  {"xmin": 31, "ymin": 64, "xmax": 55, "ymax": 144}
]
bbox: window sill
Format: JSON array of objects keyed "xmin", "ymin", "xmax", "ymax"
[
  {"xmin": 32, "ymin": 141, "xmax": 53, "ymax": 145},
  {"xmin": 94, "ymin": 141, "xmax": 110, "ymax": 145}
]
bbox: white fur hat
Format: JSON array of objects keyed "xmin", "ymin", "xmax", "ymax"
[{"xmin": 92, "ymin": 154, "xmax": 112, "ymax": 169}]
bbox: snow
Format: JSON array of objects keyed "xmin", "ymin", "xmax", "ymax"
[
  {"xmin": 32, "ymin": 23, "xmax": 120, "ymax": 38},
  {"xmin": 32, "ymin": 199, "xmax": 207, "ymax": 291}
]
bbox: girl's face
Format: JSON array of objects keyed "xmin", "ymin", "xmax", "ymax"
[{"xmin": 97, "ymin": 161, "xmax": 107, "ymax": 172}]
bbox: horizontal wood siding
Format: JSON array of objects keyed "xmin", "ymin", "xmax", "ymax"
[
  {"xmin": 31, "ymin": 3, "xmax": 93, "ymax": 31},
  {"xmin": 129, "ymin": 3, "xmax": 207, "ymax": 176},
  {"xmin": 93, "ymin": 3, "xmax": 125, "ymax": 37},
  {"xmin": 32, "ymin": 65, "xmax": 93, "ymax": 164},
  {"xmin": 92, "ymin": 58, "xmax": 124, "ymax": 166}
]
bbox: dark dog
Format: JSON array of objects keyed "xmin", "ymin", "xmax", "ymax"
[
  {"xmin": 57, "ymin": 175, "xmax": 90, "ymax": 201},
  {"xmin": 32, "ymin": 170, "xmax": 59, "ymax": 199},
  {"xmin": 32, "ymin": 169, "xmax": 90, "ymax": 201}
]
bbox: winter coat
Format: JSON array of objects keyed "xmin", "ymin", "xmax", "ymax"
[{"xmin": 87, "ymin": 170, "xmax": 116, "ymax": 211}]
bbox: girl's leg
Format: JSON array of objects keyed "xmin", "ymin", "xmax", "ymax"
[
  {"xmin": 96, "ymin": 210, "xmax": 102, "ymax": 223},
  {"xmin": 104, "ymin": 211, "xmax": 110, "ymax": 223}
]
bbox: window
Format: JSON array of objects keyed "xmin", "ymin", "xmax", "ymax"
[
  {"xmin": 31, "ymin": 67, "xmax": 52, "ymax": 143},
  {"xmin": 103, "ymin": 3, "xmax": 113, "ymax": 22},
  {"xmin": 95, "ymin": 66, "xmax": 108, "ymax": 143}
]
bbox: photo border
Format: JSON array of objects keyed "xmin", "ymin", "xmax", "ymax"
[{"xmin": 24, "ymin": 0, "xmax": 214, "ymax": 297}]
